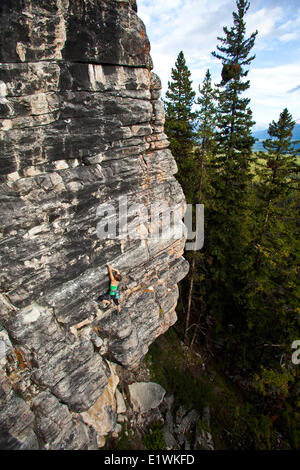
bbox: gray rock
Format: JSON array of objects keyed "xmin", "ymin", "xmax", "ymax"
[
  {"xmin": 203, "ymin": 405, "xmax": 211, "ymax": 428},
  {"xmin": 177, "ymin": 433, "xmax": 185, "ymax": 446},
  {"xmin": 0, "ymin": 326, "xmax": 12, "ymax": 367},
  {"xmin": 141, "ymin": 407, "xmax": 164, "ymax": 429},
  {"xmin": 176, "ymin": 409, "xmax": 199, "ymax": 435},
  {"xmin": 116, "ymin": 389, "xmax": 126, "ymax": 414},
  {"xmin": 164, "ymin": 410, "xmax": 174, "ymax": 433},
  {"xmin": 0, "ymin": 0, "xmax": 151, "ymax": 68},
  {"xmin": 50, "ymin": 354, "xmax": 110, "ymax": 412},
  {"xmin": 162, "ymin": 410, "xmax": 176, "ymax": 449},
  {"xmin": 32, "ymin": 391, "xmax": 97, "ymax": 450},
  {"xmin": 0, "ymin": 375, "xmax": 39, "ymax": 450},
  {"xmin": 184, "ymin": 438, "xmax": 191, "ymax": 450},
  {"xmin": 196, "ymin": 430, "xmax": 215, "ymax": 451},
  {"xmin": 112, "ymin": 423, "xmax": 122, "ymax": 438},
  {"xmin": 195, "ymin": 407, "xmax": 214, "ymax": 450},
  {"xmin": 163, "ymin": 430, "xmax": 177, "ymax": 450},
  {"xmin": 163, "ymin": 394, "xmax": 175, "ymax": 412},
  {"xmin": 0, "ymin": 0, "xmax": 188, "ymax": 449},
  {"xmin": 175, "ymin": 406, "xmax": 187, "ymax": 426},
  {"xmin": 128, "ymin": 382, "xmax": 166, "ymax": 413}
]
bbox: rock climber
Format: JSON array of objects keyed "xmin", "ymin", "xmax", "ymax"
[{"xmin": 98, "ymin": 263, "xmax": 122, "ymax": 312}]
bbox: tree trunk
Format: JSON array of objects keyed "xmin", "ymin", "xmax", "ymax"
[
  {"xmin": 190, "ymin": 307, "xmax": 203, "ymax": 348},
  {"xmin": 184, "ymin": 253, "xmax": 196, "ymax": 342}
]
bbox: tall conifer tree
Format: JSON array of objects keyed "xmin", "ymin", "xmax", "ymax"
[
  {"xmin": 183, "ymin": 71, "xmax": 218, "ymax": 343},
  {"xmin": 237, "ymin": 110, "xmax": 300, "ymax": 437},
  {"xmin": 203, "ymin": 0, "xmax": 258, "ymax": 341},
  {"xmin": 212, "ymin": 0, "xmax": 257, "ymax": 176},
  {"xmin": 244, "ymin": 109, "xmax": 300, "ymax": 364},
  {"xmin": 164, "ymin": 51, "xmax": 197, "ymax": 203},
  {"xmin": 196, "ymin": 69, "xmax": 217, "ymax": 156},
  {"xmin": 195, "ymin": 69, "xmax": 217, "ymax": 201}
]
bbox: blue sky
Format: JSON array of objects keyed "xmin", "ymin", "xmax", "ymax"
[{"xmin": 138, "ymin": 0, "xmax": 300, "ymax": 130}]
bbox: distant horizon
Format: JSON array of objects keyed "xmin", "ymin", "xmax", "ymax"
[
  {"xmin": 138, "ymin": 0, "xmax": 300, "ymax": 128},
  {"xmin": 253, "ymin": 118, "xmax": 300, "ymax": 132}
]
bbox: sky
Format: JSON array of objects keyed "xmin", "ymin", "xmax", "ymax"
[{"xmin": 137, "ymin": 0, "xmax": 300, "ymax": 130}]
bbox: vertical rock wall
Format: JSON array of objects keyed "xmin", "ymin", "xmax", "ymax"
[{"xmin": 0, "ymin": 0, "xmax": 189, "ymax": 449}]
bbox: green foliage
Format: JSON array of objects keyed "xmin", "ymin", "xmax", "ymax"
[
  {"xmin": 280, "ymin": 402, "xmax": 300, "ymax": 450},
  {"xmin": 162, "ymin": 0, "xmax": 299, "ymax": 451},
  {"xmin": 163, "ymin": 51, "xmax": 197, "ymax": 203},
  {"xmin": 142, "ymin": 422, "xmax": 166, "ymax": 450},
  {"xmin": 241, "ymin": 108, "xmax": 300, "ymax": 371},
  {"xmin": 254, "ymin": 366, "xmax": 295, "ymax": 399},
  {"xmin": 114, "ymin": 424, "xmax": 139, "ymax": 451},
  {"xmin": 195, "ymin": 0, "xmax": 259, "ymax": 357},
  {"xmin": 194, "ymin": 69, "xmax": 217, "ymax": 204},
  {"xmin": 145, "ymin": 328, "xmax": 280, "ymax": 450},
  {"xmin": 196, "ymin": 69, "xmax": 217, "ymax": 156},
  {"xmin": 256, "ymin": 108, "xmax": 300, "ymax": 202},
  {"xmin": 212, "ymin": 0, "xmax": 257, "ymax": 162},
  {"xmin": 146, "ymin": 329, "xmax": 214, "ymax": 411},
  {"xmin": 196, "ymin": 416, "xmax": 210, "ymax": 433},
  {"xmin": 246, "ymin": 413, "xmax": 273, "ymax": 450}
]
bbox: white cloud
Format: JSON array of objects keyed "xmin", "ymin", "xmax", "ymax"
[
  {"xmin": 246, "ymin": 7, "xmax": 282, "ymax": 38},
  {"xmin": 138, "ymin": 0, "xmax": 300, "ymax": 126},
  {"xmin": 247, "ymin": 4, "xmax": 300, "ymax": 49},
  {"xmin": 250, "ymin": 64, "xmax": 300, "ymax": 95},
  {"xmin": 139, "ymin": 0, "xmax": 234, "ymax": 92},
  {"xmin": 280, "ymin": 32, "xmax": 299, "ymax": 42},
  {"xmin": 288, "ymin": 85, "xmax": 300, "ymax": 94},
  {"xmin": 139, "ymin": 0, "xmax": 234, "ymax": 56},
  {"xmin": 247, "ymin": 64, "xmax": 300, "ymax": 123}
]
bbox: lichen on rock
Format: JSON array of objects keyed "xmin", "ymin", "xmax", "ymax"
[{"xmin": 0, "ymin": 0, "xmax": 188, "ymax": 449}]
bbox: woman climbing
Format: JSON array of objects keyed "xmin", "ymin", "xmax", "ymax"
[{"xmin": 98, "ymin": 263, "xmax": 122, "ymax": 312}]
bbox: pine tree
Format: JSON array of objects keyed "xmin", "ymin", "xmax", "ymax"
[
  {"xmin": 256, "ymin": 108, "xmax": 299, "ymax": 215},
  {"xmin": 211, "ymin": 0, "xmax": 258, "ymax": 193},
  {"xmin": 196, "ymin": 69, "xmax": 217, "ymax": 155},
  {"xmin": 200, "ymin": 0, "xmax": 258, "ymax": 346},
  {"xmin": 183, "ymin": 71, "xmax": 217, "ymax": 343},
  {"xmin": 233, "ymin": 110, "xmax": 300, "ymax": 442},
  {"xmin": 164, "ymin": 51, "xmax": 197, "ymax": 203},
  {"xmin": 251, "ymin": 108, "xmax": 299, "ymax": 275},
  {"xmin": 244, "ymin": 109, "xmax": 300, "ymax": 362},
  {"xmin": 195, "ymin": 69, "xmax": 217, "ymax": 201}
]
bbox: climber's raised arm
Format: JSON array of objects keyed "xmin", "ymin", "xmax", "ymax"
[{"xmin": 106, "ymin": 263, "xmax": 115, "ymax": 282}]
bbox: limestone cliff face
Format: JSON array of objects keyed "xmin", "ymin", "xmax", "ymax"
[{"xmin": 0, "ymin": 0, "xmax": 189, "ymax": 449}]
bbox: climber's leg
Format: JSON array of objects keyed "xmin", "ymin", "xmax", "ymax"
[
  {"xmin": 98, "ymin": 292, "xmax": 111, "ymax": 307},
  {"xmin": 112, "ymin": 296, "xmax": 120, "ymax": 313}
]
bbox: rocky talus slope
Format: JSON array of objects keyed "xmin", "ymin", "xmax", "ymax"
[{"xmin": 0, "ymin": 0, "xmax": 188, "ymax": 449}]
